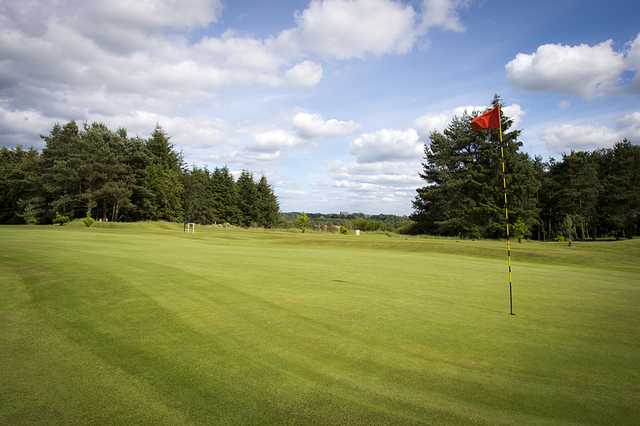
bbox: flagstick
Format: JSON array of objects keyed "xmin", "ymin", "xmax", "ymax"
[{"xmin": 497, "ymin": 106, "xmax": 514, "ymax": 316}]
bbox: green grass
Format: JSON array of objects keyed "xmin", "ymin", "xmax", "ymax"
[{"xmin": 1, "ymin": 222, "xmax": 639, "ymax": 425}]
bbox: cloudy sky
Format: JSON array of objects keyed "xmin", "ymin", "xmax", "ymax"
[{"xmin": 1, "ymin": 0, "xmax": 638, "ymax": 214}]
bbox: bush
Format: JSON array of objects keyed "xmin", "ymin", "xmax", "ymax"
[
  {"xmin": 339, "ymin": 225, "xmax": 348, "ymax": 235},
  {"xmin": 554, "ymin": 235, "xmax": 565, "ymax": 242},
  {"xmin": 513, "ymin": 218, "xmax": 529, "ymax": 243},
  {"xmin": 83, "ymin": 213, "xmax": 95, "ymax": 228},
  {"xmin": 53, "ymin": 213, "xmax": 70, "ymax": 226},
  {"xmin": 17, "ymin": 199, "xmax": 38, "ymax": 225},
  {"xmin": 297, "ymin": 213, "xmax": 310, "ymax": 233}
]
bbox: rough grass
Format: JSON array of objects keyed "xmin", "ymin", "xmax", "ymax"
[{"xmin": 1, "ymin": 222, "xmax": 639, "ymax": 425}]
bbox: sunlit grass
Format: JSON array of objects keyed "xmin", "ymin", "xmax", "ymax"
[{"xmin": 1, "ymin": 223, "xmax": 639, "ymax": 424}]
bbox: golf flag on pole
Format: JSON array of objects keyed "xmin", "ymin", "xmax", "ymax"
[
  {"xmin": 471, "ymin": 105, "xmax": 515, "ymax": 316},
  {"xmin": 471, "ymin": 107, "xmax": 501, "ymax": 131}
]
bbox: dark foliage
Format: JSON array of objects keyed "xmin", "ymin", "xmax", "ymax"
[
  {"xmin": 412, "ymin": 97, "xmax": 639, "ymax": 239},
  {"xmin": 1, "ymin": 122, "xmax": 279, "ymax": 227}
]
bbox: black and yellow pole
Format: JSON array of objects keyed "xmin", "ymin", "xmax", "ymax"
[{"xmin": 497, "ymin": 106, "xmax": 514, "ymax": 315}]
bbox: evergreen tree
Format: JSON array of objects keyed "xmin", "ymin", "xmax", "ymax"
[
  {"xmin": 412, "ymin": 96, "xmax": 540, "ymax": 238},
  {"xmin": 597, "ymin": 140, "xmax": 640, "ymax": 238},
  {"xmin": 236, "ymin": 170, "xmax": 258, "ymax": 227},
  {"xmin": 144, "ymin": 125, "xmax": 184, "ymax": 221},
  {"xmin": 256, "ymin": 176, "xmax": 279, "ymax": 228},
  {"xmin": 211, "ymin": 166, "xmax": 241, "ymax": 224},
  {"xmin": 553, "ymin": 151, "xmax": 601, "ymax": 239},
  {"xmin": 40, "ymin": 121, "xmax": 83, "ymax": 220},
  {"xmin": 0, "ymin": 146, "xmax": 41, "ymax": 223},
  {"xmin": 183, "ymin": 167, "xmax": 216, "ymax": 224}
]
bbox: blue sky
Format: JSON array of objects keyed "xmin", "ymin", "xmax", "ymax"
[{"xmin": 1, "ymin": 0, "xmax": 638, "ymax": 213}]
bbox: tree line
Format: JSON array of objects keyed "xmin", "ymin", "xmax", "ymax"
[
  {"xmin": 279, "ymin": 212, "xmax": 413, "ymax": 232},
  {"xmin": 0, "ymin": 121, "xmax": 279, "ymax": 227},
  {"xmin": 412, "ymin": 97, "xmax": 640, "ymax": 240}
]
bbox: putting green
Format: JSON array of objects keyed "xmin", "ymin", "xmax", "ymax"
[{"xmin": 1, "ymin": 223, "xmax": 639, "ymax": 425}]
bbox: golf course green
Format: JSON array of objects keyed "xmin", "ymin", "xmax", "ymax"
[{"xmin": 1, "ymin": 222, "xmax": 639, "ymax": 425}]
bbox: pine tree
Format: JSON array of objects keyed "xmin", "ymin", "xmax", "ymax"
[
  {"xmin": 211, "ymin": 167, "xmax": 240, "ymax": 224},
  {"xmin": 183, "ymin": 167, "xmax": 216, "ymax": 224},
  {"xmin": 256, "ymin": 176, "xmax": 279, "ymax": 228},
  {"xmin": 144, "ymin": 125, "xmax": 184, "ymax": 221},
  {"xmin": 598, "ymin": 140, "xmax": 640, "ymax": 238},
  {"xmin": 236, "ymin": 170, "xmax": 258, "ymax": 227},
  {"xmin": 412, "ymin": 96, "xmax": 541, "ymax": 238}
]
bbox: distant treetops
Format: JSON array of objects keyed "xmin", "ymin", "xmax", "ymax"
[
  {"xmin": 0, "ymin": 122, "xmax": 279, "ymax": 227},
  {"xmin": 411, "ymin": 96, "xmax": 640, "ymax": 240}
]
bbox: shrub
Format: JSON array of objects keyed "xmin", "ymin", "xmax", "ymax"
[
  {"xmin": 83, "ymin": 213, "xmax": 95, "ymax": 228},
  {"xmin": 297, "ymin": 213, "xmax": 310, "ymax": 233},
  {"xmin": 339, "ymin": 225, "xmax": 348, "ymax": 235},
  {"xmin": 17, "ymin": 199, "xmax": 38, "ymax": 225},
  {"xmin": 53, "ymin": 213, "xmax": 70, "ymax": 226},
  {"xmin": 513, "ymin": 218, "xmax": 529, "ymax": 243}
]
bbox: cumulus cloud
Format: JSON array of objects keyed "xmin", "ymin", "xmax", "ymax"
[
  {"xmin": 284, "ymin": 61, "xmax": 324, "ymax": 87},
  {"xmin": 617, "ymin": 111, "xmax": 640, "ymax": 141},
  {"xmin": 0, "ymin": 10, "xmax": 309, "ymax": 127},
  {"xmin": 0, "ymin": 0, "xmax": 476, "ymax": 214},
  {"xmin": 542, "ymin": 124, "xmax": 620, "ymax": 152},
  {"xmin": 542, "ymin": 111, "xmax": 640, "ymax": 153},
  {"xmin": 0, "ymin": 0, "xmax": 475, "ymax": 149},
  {"xmin": 331, "ymin": 161, "xmax": 422, "ymax": 187},
  {"xmin": 326, "ymin": 125, "xmax": 429, "ymax": 210},
  {"xmin": 505, "ymin": 39, "xmax": 630, "ymax": 97},
  {"xmin": 104, "ymin": 111, "xmax": 229, "ymax": 147},
  {"xmin": 627, "ymin": 34, "xmax": 640, "ymax": 88},
  {"xmin": 0, "ymin": 104, "xmax": 61, "ymax": 146},
  {"xmin": 420, "ymin": 0, "xmax": 470, "ymax": 32},
  {"xmin": 327, "ymin": 159, "xmax": 420, "ymax": 213},
  {"xmin": 249, "ymin": 129, "xmax": 301, "ymax": 155},
  {"xmin": 350, "ymin": 128, "xmax": 422, "ymax": 163},
  {"xmin": 293, "ymin": 112, "xmax": 359, "ymax": 138},
  {"xmin": 414, "ymin": 103, "xmax": 524, "ymax": 135},
  {"xmin": 503, "ymin": 104, "xmax": 525, "ymax": 127},
  {"xmin": 287, "ymin": 0, "xmax": 419, "ymax": 59}
]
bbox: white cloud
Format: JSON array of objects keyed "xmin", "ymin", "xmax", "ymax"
[
  {"xmin": 618, "ymin": 111, "xmax": 640, "ymax": 141},
  {"xmin": 195, "ymin": 32, "xmax": 285, "ymax": 71},
  {"xmin": 0, "ymin": 0, "xmax": 475, "ymax": 151},
  {"xmin": 627, "ymin": 34, "xmax": 640, "ymax": 88},
  {"xmin": 328, "ymin": 124, "xmax": 428, "ymax": 210},
  {"xmin": 250, "ymin": 129, "xmax": 301, "ymax": 154},
  {"xmin": 414, "ymin": 111, "xmax": 452, "ymax": 136},
  {"xmin": 0, "ymin": 0, "xmax": 333, "ymax": 129},
  {"xmin": 287, "ymin": 0, "xmax": 419, "ymax": 59},
  {"xmin": 503, "ymin": 104, "xmax": 525, "ymax": 128},
  {"xmin": 542, "ymin": 111, "xmax": 640, "ymax": 153},
  {"xmin": 420, "ymin": 0, "xmax": 470, "ymax": 32},
  {"xmin": 284, "ymin": 61, "xmax": 324, "ymax": 87},
  {"xmin": 559, "ymin": 100, "xmax": 570, "ymax": 109},
  {"xmin": 99, "ymin": 111, "xmax": 229, "ymax": 148},
  {"xmin": 293, "ymin": 112, "xmax": 359, "ymax": 138},
  {"xmin": 350, "ymin": 128, "xmax": 422, "ymax": 163},
  {"xmin": 505, "ymin": 39, "xmax": 627, "ymax": 98},
  {"xmin": 0, "ymin": 104, "xmax": 60, "ymax": 146},
  {"xmin": 415, "ymin": 103, "xmax": 524, "ymax": 135},
  {"xmin": 327, "ymin": 159, "xmax": 420, "ymax": 213},
  {"xmin": 73, "ymin": 0, "xmax": 222, "ymax": 32},
  {"xmin": 331, "ymin": 161, "xmax": 422, "ymax": 188},
  {"xmin": 542, "ymin": 124, "xmax": 620, "ymax": 152}
]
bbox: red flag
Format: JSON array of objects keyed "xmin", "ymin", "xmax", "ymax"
[{"xmin": 471, "ymin": 107, "xmax": 501, "ymax": 131}]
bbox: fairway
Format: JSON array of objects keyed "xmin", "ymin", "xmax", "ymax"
[{"xmin": 1, "ymin": 224, "xmax": 639, "ymax": 425}]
